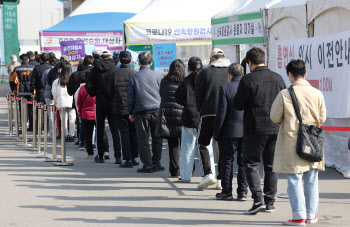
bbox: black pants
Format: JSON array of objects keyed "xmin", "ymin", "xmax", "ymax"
[
  {"xmin": 167, "ymin": 137, "xmax": 180, "ymax": 176},
  {"xmin": 83, "ymin": 119, "xmax": 95, "ymax": 155},
  {"xmin": 218, "ymin": 138, "xmax": 248, "ymax": 195},
  {"xmin": 198, "ymin": 116, "xmax": 215, "ymax": 176},
  {"xmin": 134, "ymin": 113, "xmax": 163, "ymax": 168},
  {"xmin": 116, "ymin": 115, "xmax": 138, "ymax": 161},
  {"xmin": 18, "ymin": 96, "xmax": 33, "ymax": 130},
  {"xmin": 95, "ymin": 105, "xmax": 121, "ymax": 159},
  {"xmin": 242, "ymin": 134, "xmax": 278, "ymax": 205},
  {"xmin": 9, "ymin": 81, "xmax": 16, "ymax": 93}
]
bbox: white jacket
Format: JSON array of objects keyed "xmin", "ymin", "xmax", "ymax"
[{"xmin": 52, "ymin": 78, "xmax": 73, "ymax": 109}]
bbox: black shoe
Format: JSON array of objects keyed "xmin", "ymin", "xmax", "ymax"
[
  {"xmin": 66, "ymin": 136, "xmax": 75, "ymax": 142},
  {"xmin": 153, "ymin": 165, "xmax": 165, "ymax": 172},
  {"xmin": 132, "ymin": 158, "xmax": 139, "ymax": 166},
  {"xmin": 137, "ymin": 166, "xmax": 154, "ymax": 173},
  {"xmin": 114, "ymin": 158, "xmax": 122, "ymax": 164},
  {"xmin": 75, "ymin": 141, "xmax": 80, "ymax": 145},
  {"xmin": 237, "ymin": 192, "xmax": 247, "ymax": 201},
  {"xmin": 119, "ymin": 160, "xmax": 133, "ymax": 168},
  {"xmin": 216, "ymin": 192, "xmax": 234, "ymax": 201},
  {"xmin": 265, "ymin": 205, "xmax": 275, "ymax": 213},
  {"xmin": 56, "ymin": 133, "xmax": 61, "ymax": 139},
  {"xmin": 27, "ymin": 128, "xmax": 33, "ymax": 132},
  {"xmin": 245, "ymin": 202, "xmax": 266, "ymax": 215},
  {"xmin": 94, "ymin": 156, "xmax": 105, "ymax": 163}
]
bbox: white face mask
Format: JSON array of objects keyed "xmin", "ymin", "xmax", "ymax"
[{"xmin": 12, "ymin": 58, "xmax": 17, "ymax": 63}]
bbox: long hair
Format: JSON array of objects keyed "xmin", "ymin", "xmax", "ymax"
[
  {"xmin": 188, "ymin": 56, "xmax": 203, "ymax": 88},
  {"xmin": 58, "ymin": 61, "xmax": 72, "ymax": 86},
  {"xmin": 164, "ymin": 59, "xmax": 185, "ymax": 83}
]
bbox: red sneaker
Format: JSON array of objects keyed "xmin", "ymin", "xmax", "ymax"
[
  {"xmin": 306, "ymin": 218, "xmax": 318, "ymax": 224},
  {"xmin": 285, "ymin": 219, "xmax": 306, "ymax": 226}
]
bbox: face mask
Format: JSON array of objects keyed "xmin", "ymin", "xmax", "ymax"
[{"xmin": 12, "ymin": 58, "xmax": 17, "ymax": 63}]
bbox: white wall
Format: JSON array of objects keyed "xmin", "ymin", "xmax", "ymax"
[{"xmin": 17, "ymin": 0, "xmax": 64, "ymax": 54}]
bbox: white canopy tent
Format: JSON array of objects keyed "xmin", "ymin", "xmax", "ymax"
[{"xmin": 124, "ymin": 0, "xmax": 230, "ymax": 65}]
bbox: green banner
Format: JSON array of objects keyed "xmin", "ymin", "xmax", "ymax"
[
  {"xmin": 3, "ymin": 1, "xmax": 19, "ymax": 65},
  {"xmin": 128, "ymin": 45, "xmax": 154, "ymax": 70}
]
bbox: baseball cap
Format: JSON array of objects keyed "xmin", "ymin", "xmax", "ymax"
[
  {"xmin": 100, "ymin": 50, "xmax": 111, "ymax": 57},
  {"xmin": 210, "ymin": 48, "xmax": 225, "ymax": 58},
  {"xmin": 119, "ymin": 51, "xmax": 132, "ymax": 60}
]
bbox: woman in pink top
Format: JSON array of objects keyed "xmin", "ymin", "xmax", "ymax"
[{"xmin": 77, "ymin": 70, "xmax": 96, "ymax": 158}]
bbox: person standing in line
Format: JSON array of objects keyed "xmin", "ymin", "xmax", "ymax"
[
  {"xmin": 175, "ymin": 57, "xmax": 203, "ymax": 183},
  {"xmin": 42, "ymin": 57, "xmax": 58, "ymax": 135},
  {"xmin": 8, "ymin": 54, "xmax": 21, "ymax": 92},
  {"xmin": 214, "ymin": 63, "xmax": 248, "ymax": 201},
  {"xmin": 51, "ymin": 61, "xmax": 76, "ymax": 142},
  {"xmin": 77, "ymin": 70, "xmax": 96, "ymax": 159},
  {"xmin": 111, "ymin": 50, "xmax": 139, "ymax": 168},
  {"xmin": 85, "ymin": 50, "xmax": 120, "ymax": 163},
  {"xmin": 11, "ymin": 54, "xmax": 35, "ymax": 131},
  {"xmin": 270, "ymin": 60, "xmax": 326, "ymax": 226},
  {"xmin": 156, "ymin": 59, "xmax": 185, "ymax": 177},
  {"xmin": 195, "ymin": 48, "xmax": 231, "ymax": 189},
  {"xmin": 127, "ymin": 52, "xmax": 164, "ymax": 173},
  {"xmin": 27, "ymin": 51, "xmax": 40, "ymax": 67},
  {"xmin": 234, "ymin": 47, "xmax": 286, "ymax": 214}
]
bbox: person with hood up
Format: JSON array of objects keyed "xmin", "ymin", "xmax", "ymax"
[
  {"xmin": 195, "ymin": 48, "xmax": 231, "ymax": 190},
  {"xmin": 85, "ymin": 50, "xmax": 119, "ymax": 163}
]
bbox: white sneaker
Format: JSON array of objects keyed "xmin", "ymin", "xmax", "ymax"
[
  {"xmin": 197, "ymin": 174, "xmax": 216, "ymax": 189},
  {"xmin": 216, "ymin": 179, "xmax": 222, "ymax": 190}
]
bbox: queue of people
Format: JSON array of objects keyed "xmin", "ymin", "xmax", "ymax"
[{"xmin": 7, "ymin": 47, "xmax": 326, "ymax": 226}]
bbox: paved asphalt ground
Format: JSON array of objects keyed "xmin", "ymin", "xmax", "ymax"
[{"xmin": 0, "ymin": 82, "xmax": 349, "ymax": 227}]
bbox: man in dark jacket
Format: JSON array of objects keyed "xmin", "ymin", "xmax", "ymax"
[
  {"xmin": 27, "ymin": 51, "xmax": 40, "ymax": 67},
  {"xmin": 127, "ymin": 52, "xmax": 164, "ymax": 173},
  {"xmin": 112, "ymin": 51, "xmax": 139, "ymax": 168},
  {"xmin": 214, "ymin": 63, "xmax": 248, "ymax": 201},
  {"xmin": 234, "ymin": 48, "xmax": 286, "ymax": 214},
  {"xmin": 86, "ymin": 50, "xmax": 119, "ymax": 163},
  {"xmin": 11, "ymin": 55, "xmax": 35, "ymax": 131},
  {"xmin": 195, "ymin": 48, "xmax": 231, "ymax": 189}
]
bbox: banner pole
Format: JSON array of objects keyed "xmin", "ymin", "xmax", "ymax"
[{"xmin": 45, "ymin": 105, "xmax": 61, "ymax": 162}]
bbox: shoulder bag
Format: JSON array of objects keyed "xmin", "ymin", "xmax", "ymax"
[{"xmin": 288, "ymin": 86, "xmax": 324, "ymax": 162}]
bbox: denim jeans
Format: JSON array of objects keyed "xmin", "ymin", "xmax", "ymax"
[
  {"xmin": 287, "ymin": 169, "xmax": 319, "ymax": 220},
  {"xmin": 179, "ymin": 127, "xmax": 197, "ymax": 181}
]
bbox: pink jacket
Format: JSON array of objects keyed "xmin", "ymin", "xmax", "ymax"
[{"xmin": 77, "ymin": 85, "xmax": 96, "ymax": 120}]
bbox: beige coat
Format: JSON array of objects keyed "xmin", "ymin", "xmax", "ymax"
[{"xmin": 270, "ymin": 80, "xmax": 327, "ymax": 174}]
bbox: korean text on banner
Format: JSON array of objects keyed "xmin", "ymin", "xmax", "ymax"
[
  {"xmin": 3, "ymin": 1, "xmax": 19, "ymax": 65},
  {"xmin": 153, "ymin": 43, "xmax": 176, "ymax": 74},
  {"xmin": 94, "ymin": 43, "xmax": 108, "ymax": 55},
  {"xmin": 60, "ymin": 40, "xmax": 85, "ymax": 67},
  {"xmin": 274, "ymin": 29, "xmax": 350, "ymax": 118},
  {"xmin": 211, "ymin": 12, "xmax": 265, "ymax": 45},
  {"xmin": 126, "ymin": 22, "xmax": 212, "ymax": 45}
]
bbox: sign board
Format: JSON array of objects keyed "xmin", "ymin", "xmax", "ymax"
[
  {"xmin": 128, "ymin": 45, "xmax": 153, "ymax": 71},
  {"xmin": 3, "ymin": 1, "xmax": 19, "ymax": 65},
  {"xmin": 60, "ymin": 40, "xmax": 85, "ymax": 67},
  {"xmin": 153, "ymin": 43, "xmax": 176, "ymax": 74},
  {"xmin": 211, "ymin": 12, "xmax": 264, "ymax": 45},
  {"xmin": 85, "ymin": 45, "xmax": 96, "ymax": 56},
  {"xmin": 41, "ymin": 31, "xmax": 123, "ymax": 52},
  {"xmin": 274, "ymin": 29, "xmax": 350, "ymax": 118},
  {"xmin": 94, "ymin": 43, "xmax": 108, "ymax": 55},
  {"xmin": 126, "ymin": 22, "xmax": 212, "ymax": 45}
]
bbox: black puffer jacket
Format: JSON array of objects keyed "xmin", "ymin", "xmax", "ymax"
[
  {"xmin": 112, "ymin": 64, "xmax": 136, "ymax": 115},
  {"xmin": 174, "ymin": 72, "xmax": 199, "ymax": 129},
  {"xmin": 156, "ymin": 78, "xmax": 183, "ymax": 138}
]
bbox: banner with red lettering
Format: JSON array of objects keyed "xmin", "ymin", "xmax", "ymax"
[{"xmin": 274, "ymin": 30, "xmax": 350, "ymax": 118}]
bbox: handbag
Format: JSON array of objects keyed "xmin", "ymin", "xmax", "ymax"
[{"xmin": 288, "ymin": 86, "xmax": 324, "ymax": 162}]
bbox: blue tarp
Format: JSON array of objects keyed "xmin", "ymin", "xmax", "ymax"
[{"xmin": 42, "ymin": 12, "xmax": 135, "ymax": 32}]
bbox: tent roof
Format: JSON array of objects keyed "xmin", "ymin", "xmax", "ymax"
[
  {"xmin": 307, "ymin": 0, "xmax": 350, "ymax": 22},
  {"xmin": 126, "ymin": 0, "xmax": 230, "ymax": 23},
  {"xmin": 42, "ymin": 0, "xmax": 151, "ymax": 32},
  {"xmin": 213, "ymin": 0, "xmax": 282, "ymax": 19},
  {"xmin": 267, "ymin": 0, "xmax": 306, "ymax": 28}
]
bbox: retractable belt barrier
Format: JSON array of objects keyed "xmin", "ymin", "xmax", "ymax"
[{"xmin": 5, "ymin": 93, "xmax": 73, "ymax": 166}]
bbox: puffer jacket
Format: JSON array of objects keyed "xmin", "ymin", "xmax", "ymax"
[
  {"xmin": 112, "ymin": 64, "xmax": 136, "ymax": 115},
  {"xmin": 51, "ymin": 78, "xmax": 73, "ymax": 109},
  {"xmin": 174, "ymin": 72, "xmax": 199, "ymax": 129},
  {"xmin": 77, "ymin": 85, "xmax": 96, "ymax": 120},
  {"xmin": 155, "ymin": 78, "xmax": 183, "ymax": 138}
]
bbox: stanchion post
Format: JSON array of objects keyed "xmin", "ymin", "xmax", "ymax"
[
  {"xmin": 18, "ymin": 98, "xmax": 32, "ymax": 147},
  {"xmin": 27, "ymin": 101, "xmax": 38, "ymax": 152},
  {"xmin": 14, "ymin": 95, "xmax": 19, "ymax": 138},
  {"xmin": 21, "ymin": 97, "xmax": 25, "ymax": 140},
  {"xmin": 45, "ymin": 105, "xmax": 61, "ymax": 162},
  {"xmin": 54, "ymin": 107, "xmax": 73, "ymax": 166},
  {"xmin": 5, "ymin": 94, "xmax": 15, "ymax": 138},
  {"xmin": 36, "ymin": 104, "xmax": 46, "ymax": 158},
  {"xmin": 9, "ymin": 95, "xmax": 14, "ymax": 135}
]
